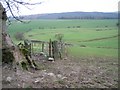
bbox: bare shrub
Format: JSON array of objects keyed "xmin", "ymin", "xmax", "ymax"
[
  {"xmin": 14, "ymin": 32, "xmax": 24, "ymax": 40},
  {"xmin": 55, "ymin": 33, "xmax": 64, "ymax": 42}
]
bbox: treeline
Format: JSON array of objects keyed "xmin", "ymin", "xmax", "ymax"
[
  {"xmin": 58, "ymin": 16, "xmax": 117, "ymax": 19},
  {"xmin": 13, "ymin": 12, "xmax": 118, "ymax": 20}
]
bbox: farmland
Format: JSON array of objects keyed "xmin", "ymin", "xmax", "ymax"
[
  {"xmin": 3, "ymin": 19, "xmax": 118, "ymax": 88},
  {"xmin": 8, "ymin": 19, "xmax": 118, "ymax": 58}
]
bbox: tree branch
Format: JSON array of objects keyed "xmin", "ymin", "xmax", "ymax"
[
  {"xmin": 5, "ymin": 0, "xmax": 26, "ymax": 23},
  {"xmin": 3, "ymin": 0, "xmax": 43, "ymax": 23},
  {"xmin": 13, "ymin": 0, "xmax": 43, "ymax": 5}
]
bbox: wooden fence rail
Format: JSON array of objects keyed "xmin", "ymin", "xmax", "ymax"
[{"xmin": 25, "ymin": 39, "xmax": 65, "ymax": 60}]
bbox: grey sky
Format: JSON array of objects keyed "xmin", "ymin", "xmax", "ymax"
[{"xmin": 2, "ymin": 0, "xmax": 119, "ymax": 16}]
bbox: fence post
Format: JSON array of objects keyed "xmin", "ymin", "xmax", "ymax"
[
  {"xmin": 42, "ymin": 42, "xmax": 44, "ymax": 52},
  {"xmin": 51, "ymin": 41, "xmax": 55, "ymax": 59},
  {"xmin": 31, "ymin": 42, "xmax": 33, "ymax": 55},
  {"xmin": 49, "ymin": 39, "xmax": 52, "ymax": 57},
  {"xmin": 29, "ymin": 43, "xmax": 32, "ymax": 58},
  {"xmin": 52, "ymin": 41, "xmax": 59, "ymax": 59}
]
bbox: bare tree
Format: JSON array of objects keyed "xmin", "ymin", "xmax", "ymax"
[
  {"xmin": 1, "ymin": 0, "xmax": 42, "ymax": 22},
  {"xmin": 0, "ymin": 0, "xmax": 43, "ymax": 69}
]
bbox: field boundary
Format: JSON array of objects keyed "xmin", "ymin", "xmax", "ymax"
[{"xmin": 79, "ymin": 34, "xmax": 119, "ymax": 42}]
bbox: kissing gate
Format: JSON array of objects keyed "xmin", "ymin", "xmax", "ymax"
[{"xmin": 23, "ymin": 39, "xmax": 64, "ymax": 60}]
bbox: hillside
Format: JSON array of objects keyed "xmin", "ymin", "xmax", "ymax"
[{"xmin": 22, "ymin": 12, "xmax": 118, "ymax": 19}]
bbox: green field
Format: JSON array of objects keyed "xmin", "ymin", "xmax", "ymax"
[{"xmin": 8, "ymin": 19, "xmax": 118, "ymax": 58}]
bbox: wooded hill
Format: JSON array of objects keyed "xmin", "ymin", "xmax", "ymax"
[{"xmin": 20, "ymin": 12, "xmax": 118, "ymax": 20}]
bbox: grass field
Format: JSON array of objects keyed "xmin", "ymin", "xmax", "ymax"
[{"xmin": 8, "ymin": 19, "xmax": 118, "ymax": 58}]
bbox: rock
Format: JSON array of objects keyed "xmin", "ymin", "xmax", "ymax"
[
  {"xmin": 52, "ymin": 60, "xmax": 55, "ymax": 63},
  {"xmin": 22, "ymin": 83, "xmax": 25, "ymax": 88},
  {"xmin": 34, "ymin": 77, "xmax": 44, "ymax": 83},
  {"xmin": 64, "ymin": 57, "xmax": 67, "ymax": 60},
  {"xmin": 18, "ymin": 84, "xmax": 21, "ymax": 87},
  {"xmin": 42, "ymin": 70, "xmax": 47, "ymax": 72},
  {"xmin": 40, "ymin": 52, "xmax": 45, "ymax": 55},
  {"xmin": 57, "ymin": 74, "xmax": 67, "ymax": 80},
  {"xmin": 71, "ymin": 71, "xmax": 77, "ymax": 74},
  {"xmin": 98, "ymin": 67, "xmax": 101, "ymax": 69},
  {"xmin": 47, "ymin": 73, "xmax": 55, "ymax": 76},
  {"xmin": 57, "ymin": 74, "xmax": 62, "ymax": 78},
  {"xmin": 40, "ymin": 52, "xmax": 47, "ymax": 57},
  {"xmin": 62, "ymin": 77, "xmax": 67, "ymax": 80},
  {"xmin": 41, "ymin": 70, "xmax": 47, "ymax": 76},
  {"xmin": 34, "ymin": 79, "xmax": 40, "ymax": 83},
  {"xmin": 6, "ymin": 77, "xmax": 12, "ymax": 83},
  {"xmin": 47, "ymin": 73, "xmax": 57, "ymax": 81},
  {"xmin": 48, "ymin": 57, "xmax": 54, "ymax": 61}
]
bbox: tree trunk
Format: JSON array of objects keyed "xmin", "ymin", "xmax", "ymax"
[
  {"xmin": 0, "ymin": 3, "xmax": 26, "ymax": 65},
  {"xmin": 0, "ymin": 3, "xmax": 38, "ymax": 70}
]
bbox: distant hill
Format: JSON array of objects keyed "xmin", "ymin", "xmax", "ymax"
[{"xmin": 22, "ymin": 12, "xmax": 118, "ymax": 19}]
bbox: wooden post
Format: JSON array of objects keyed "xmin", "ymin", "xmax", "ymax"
[
  {"xmin": 49, "ymin": 39, "xmax": 52, "ymax": 57},
  {"xmin": 52, "ymin": 41, "xmax": 54, "ymax": 58},
  {"xmin": 30, "ymin": 43, "xmax": 32, "ymax": 58},
  {"xmin": 42, "ymin": 42, "xmax": 44, "ymax": 52},
  {"xmin": 32, "ymin": 42, "xmax": 34, "ymax": 54},
  {"xmin": 52, "ymin": 40, "xmax": 61, "ymax": 60}
]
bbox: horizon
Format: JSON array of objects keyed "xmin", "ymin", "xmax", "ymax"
[
  {"xmin": 1, "ymin": 0, "xmax": 119, "ymax": 16},
  {"xmin": 20, "ymin": 11, "xmax": 118, "ymax": 17}
]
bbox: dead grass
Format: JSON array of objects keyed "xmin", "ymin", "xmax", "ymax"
[{"xmin": 2, "ymin": 56, "xmax": 118, "ymax": 88}]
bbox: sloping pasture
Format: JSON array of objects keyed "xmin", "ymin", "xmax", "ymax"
[{"xmin": 8, "ymin": 19, "xmax": 118, "ymax": 58}]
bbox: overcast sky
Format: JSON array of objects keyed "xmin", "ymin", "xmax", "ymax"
[{"xmin": 3, "ymin": 0, "xmax": 120, "ymax": 16}]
